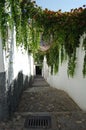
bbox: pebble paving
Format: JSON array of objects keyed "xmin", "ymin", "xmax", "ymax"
[{"xmin": 0, "ymin": 76, "xmax": 86, "ymax": 130}]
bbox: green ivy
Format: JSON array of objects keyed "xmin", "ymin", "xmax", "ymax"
[
  {"xmin": 67, "ymin": 53, "xmax": 76, "ymax": 77},
  {"xmin": 82, "ymin": 38, "xmax": 86, "ymax": 77},
  {"xmin": 0, "ymin": 0, "xmax": 8, "ymax": 48},
  {"xmin": 0, "ymin": 0, "xmax": 86, "ymax": 77},
  {"xmin": 33, "ymin": 51, "xmax": 44, "ymax": 64}
]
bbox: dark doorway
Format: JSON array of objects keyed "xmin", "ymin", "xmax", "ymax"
[{"xmin": 36, "ymin": 66, "xmax": 42, "ymax": 75}]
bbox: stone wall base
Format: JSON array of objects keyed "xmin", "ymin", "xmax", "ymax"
[
  {"xmin": 0, "ymin": 71, "xmax": 32, "ymax": 121},
  {"xmin": 0, "ymin": 72, "xmax": 8, "ymax": 121}
]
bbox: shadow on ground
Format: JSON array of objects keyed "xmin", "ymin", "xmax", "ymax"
[{"xmin": 0, "ymin": 76, "xmax": 86, "ymax": 130}]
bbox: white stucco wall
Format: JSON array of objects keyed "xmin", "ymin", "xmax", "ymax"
[
  {"xmin": 13, "ymin": 46, "xmax": 34, "ymax": 79},
  {"xmin": 3, "ymin": 26, "xmax": 34, "ymax": 85},
  {"xmin": 4, "ymin": 44, "xmax": 34, "ymax": 85},
  {"xmin": 13, "ymin": 46, "xmax": 29, "ymax": 78},
  {"xmin": 43, "ymin": 33, "xmax": 86, "ymax": 111}
]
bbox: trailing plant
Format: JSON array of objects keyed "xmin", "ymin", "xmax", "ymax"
[
  {"xmin": 83, "ymin": 52, "xmax": 86, "ymax": 77},
  {"xmin": 67, "ymin": 52, "xmax": 76, "ymax": 77},
  {"xmin": 0, "ymin": 0, "xmax": 8, "ymax": 48},
  {"xmin": 0, "ymin": 0, "xmax": 86, "ymax": 76},
  {"xmin": 45, "ymin": 41, "xmax": 59, "ymax": 74},
  {"xmin": 33, "ymin": 51, "xmax": 44, "ymax": 64},
  {"xmin": 82, "ymin": 38, "xmax": 86, "ymax": 77}
]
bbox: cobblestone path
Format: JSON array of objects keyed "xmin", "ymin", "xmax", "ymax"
[
  {"xmin": 0, "ymin": 76, "xmax": 86, "ymax": 130},
  {"xmin": 18, "ymin": 76, "xmax": 81, "ymax": 112}
]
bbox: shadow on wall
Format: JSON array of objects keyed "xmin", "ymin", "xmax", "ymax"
[
  {"xmin": 0, "ymin": 72, "xmax": 8, "ymax": 121},
  {"xmin": 7, "ymin": 71, "xmax": 32, "ymax": 117}
]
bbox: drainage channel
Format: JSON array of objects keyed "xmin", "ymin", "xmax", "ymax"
[
  {"xmin": 24, "ymin": 113, "xmax": 56, "ymax": 130},
  {"xmin": 24, "ymin": 115, "xmax": 51, "ymax": 129}
]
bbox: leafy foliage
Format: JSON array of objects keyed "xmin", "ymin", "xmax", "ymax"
[
  {"xmin": 0, "ymin": 0, "xmax": 86, "ymax": 76},
  {"xmin": 82, "ymin": 38, "xmax": 86, "ymax": 77},
  {"xmin": 34, "ymin": 51, "xmax": 44, "ymax": 64},
  {"xmin": 0, "ymin": 0, "xmax": 8, "ymax": 47}
]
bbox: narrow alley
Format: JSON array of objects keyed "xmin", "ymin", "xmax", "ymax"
[
  {"xmin": 0, "ymin": 76, "xmax": 86, "ymax": 130},
  {"xmin": 18, "ymin": 76, "xmax": 80, "ymax": 112},
  {"xmin": 0, "ymin": 1, "xmax": 86, "ymax": 130}
]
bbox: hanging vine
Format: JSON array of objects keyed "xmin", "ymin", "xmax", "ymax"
[
  {"xmin": 0, "ymin": 0, "xmax": 8, "ymax": 48},
  {"xmin": 82, "ymin": 38, "xmax": 86, "ymax": 77},
  {"xmin": 0, "ymin": 0, "xmax": 86, "ymax": 77}
]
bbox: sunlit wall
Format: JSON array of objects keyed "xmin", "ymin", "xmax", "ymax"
[{"xmin": 43, "ymin": 33, "xmax": 86, "ymax": 111}]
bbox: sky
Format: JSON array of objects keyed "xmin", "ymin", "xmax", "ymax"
[{"xmin": 35, "ymin": 0, "xmax": 86, "ymax": 12}]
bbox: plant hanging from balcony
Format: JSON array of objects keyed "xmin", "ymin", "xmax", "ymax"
[
  {"xmin": 0, "ymin": 0, "xmax": 86, "ymax": 77},
  {"xmin": 32, "ymin": 3, "xmax": 86, "ymax": 77}
]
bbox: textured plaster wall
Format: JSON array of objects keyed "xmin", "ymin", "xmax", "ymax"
[
  {"xmin": 0, "ymin": 26, "xmax": 34, "ymax": 120},
  {"xmin": 3, "ymin": 26, "xmax": 34, "ymax": 85},
  {"xmin": 43, "ymin": 33, "xmax": 86, "ymax": 111},
  {"xmin": 13, "ymin": 46, "xmax": 33, "ymax": 79}
]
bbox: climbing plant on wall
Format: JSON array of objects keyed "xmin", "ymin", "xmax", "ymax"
[
  {"xmin": 0, "ymin": 0, "xmax": 8, "ymax": 47},
  {"xmin": 0, "ymin": 0, "xmax": 40, "ymax": 51},
  {"xmin": 83, "ymin": 38, "xmax": 86, "ymax": 77},
  {"xmin": 0, "ymin": 0, "xmax": 86, "ymax": 76},
  {"xmin": 33, "ymin": 51, "xmax": 44, "ymax": 64}
]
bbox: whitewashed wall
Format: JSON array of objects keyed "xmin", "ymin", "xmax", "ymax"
[
  {"xmin": 0, "ymin": 26, "xmax": 35, "ymax": 120},
  {"xmin": 43, "ymin": 33, "xmax": 86, "ymax": 111},
  {"xmin": 13, "ymin": 47, "xmax": 33, "ymax": 79},
  {"xmin": 3, "ymin": 26, "xmax": 34, "ymax": 86},
  {"xmin": 5, "ymin": 45, "xmax": 34, "ymax": 86}
]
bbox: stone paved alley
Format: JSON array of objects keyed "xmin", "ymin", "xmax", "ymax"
[{"xmin": 0, "ymin": 76, "xmax": 86, "ymax": 130}]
